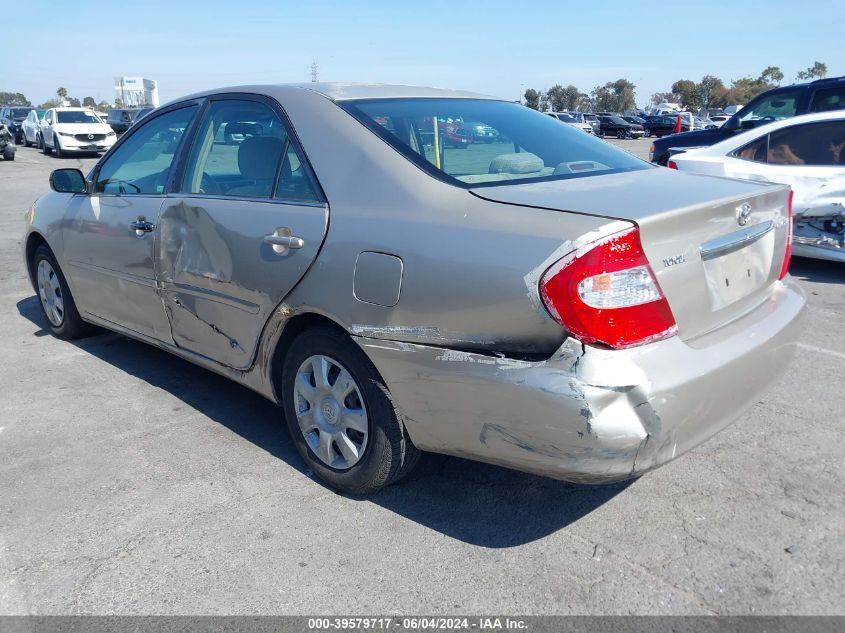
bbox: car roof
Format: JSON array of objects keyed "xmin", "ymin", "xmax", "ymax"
[{"xmin": 171, "ymin": 82, "xmax": 499, "ymax": 106}]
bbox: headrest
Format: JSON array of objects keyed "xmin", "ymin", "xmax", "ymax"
[
  {"xmin": 238, "ymin": 136, "xmax": 285, "ymax": 180},
  {"xmin": 489, "ymin": 152, "xmax": 544, "ymax": 174}
]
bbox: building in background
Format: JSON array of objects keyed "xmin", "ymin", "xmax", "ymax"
[{"xmin": 114, "ymin": 77, "xmax": 159, "ymax": 107}]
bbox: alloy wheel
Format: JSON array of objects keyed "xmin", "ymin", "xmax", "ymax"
[
  {"xmin": 37, "ymin": 259, "xmax": 64, "ymax": 326},
  {"xmin": 293, "ymin": 354, "xmax": 369, "ymax": 469}
]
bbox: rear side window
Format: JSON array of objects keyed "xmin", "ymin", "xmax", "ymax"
[
  {"xmin": 181, "ymin": 99, "xmax": 320, "ymax": 201},
  {"xmin": 734, "ymin": 136, "xmax": 768, "ymax": 163},
  {"xmin": 809, "ymin": 87, "xmax": 845, "ymax": 113},
  {"xmin": 341, "ymin": 98, "xmax": 648, "ymax": 187}
]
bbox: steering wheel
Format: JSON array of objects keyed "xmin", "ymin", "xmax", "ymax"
[
  {"xmin": 199, "ymin": 172, "xmax": 222, "ymax": 194},
  {"xmin": 760, "ymin": 116, "xmax": 776, "ymax": 122}
]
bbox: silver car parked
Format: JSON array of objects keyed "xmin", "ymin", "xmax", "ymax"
[{"xmin": 24, "ymin": 84, "xmax": 804, "ymax": 494}]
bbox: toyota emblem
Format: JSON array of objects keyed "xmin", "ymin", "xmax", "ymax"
[{"xmin": 736, "ymin": 202, "xmax": 752, "ymax": 226}]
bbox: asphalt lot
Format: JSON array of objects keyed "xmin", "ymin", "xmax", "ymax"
[{"xmin": 1, "ymin": 141, "xmax": 843, "ymax": 615}]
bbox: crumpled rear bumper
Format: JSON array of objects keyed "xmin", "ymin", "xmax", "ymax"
[{"xmin": 354, "ymin": 278, "xmax": 805, "ymax": 483}]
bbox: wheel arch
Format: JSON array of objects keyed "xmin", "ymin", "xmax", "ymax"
[
  {"xmin": 267, "ymin": 311, "xmax": 351, "ymax": 403},
  {"xmin": 24, "ymin": 231, "xmax": 50, "ymax": 289}
]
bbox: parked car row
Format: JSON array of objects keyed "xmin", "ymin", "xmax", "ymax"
[
  {"xmin": 1, "ymin": 104, "xmax": 159, "ymax": 158},
  {"xmin": 5, "ymin": 104, "xmax": 162, "ymax": 159},
  {"xmin": 650, "ymin": 76, "xmax": 845, "ymax": 165}
]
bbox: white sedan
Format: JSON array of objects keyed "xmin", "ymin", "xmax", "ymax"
[
  {"xmin": 40, "ymin": 107, "xmax": 116, "ymax": 157},
  {"xmin": 669, "ymin": 111, "xmax": 845, "ymax": 263}
]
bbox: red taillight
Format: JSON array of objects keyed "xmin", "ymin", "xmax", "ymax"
[
  {"xmin": 667, "ymin": 160, "xmax": 678, "ymax": 170},
  {"xmin": 778, "ymin": 190, "xmax": 793, "ymax": 280},
  {"xmin": 540, "ymin": 227, "xmax": 677, "ymax": 349}
]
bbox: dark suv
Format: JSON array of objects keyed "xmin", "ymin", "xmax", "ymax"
[
  {"xmin": 0, "ymin": 106, "xmax": 34, "ymax": 144},
  {"xmin": 643, "ymin": 114, "xmax": 690, "ymax": 138},
  {"xmin": 106, "ymin": 108, "xmax": 140, "ymax": 134},
  {"xmin": 650, "ymin": 76, "xmax": 845, "ymax": 165}
]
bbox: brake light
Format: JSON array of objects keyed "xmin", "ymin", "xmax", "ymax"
[
  {"xmin": 778, "ymin": 190, "xmax": 794, "ymax": 280},
  {"xmin": 667, "ymin": 160, "xmax": 678, "ymax": 170},
  {"xmin": 540, "ymin": 227, "xmax": 677, "ymax": 349}
]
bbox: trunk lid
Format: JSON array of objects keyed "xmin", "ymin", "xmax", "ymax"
[{"xmin": 471, "ymin": 168, "xmax": 791, "ymax": 342}]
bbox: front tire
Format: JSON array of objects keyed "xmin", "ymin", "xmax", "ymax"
[
  {"xmin": 42, "ymin": 135, "xmax": 51, "ymax": 154},
  {"xmin": 617, "ymin": 129, "xmax": 627, "ymax": 139},
  {"xmin": 23, "ymin": 133, "xmax": 31, "ymax": 147},
  {"xmin": 281, "ymin": 327, "xmax": 420, "ymax": 495},
  {"xmin": 31, "ymin": 245, "xmax": 89, "ymax": 339},
  {"xmin": 53, "ymin": 135, "xmax": 63, "ymax": 158}
]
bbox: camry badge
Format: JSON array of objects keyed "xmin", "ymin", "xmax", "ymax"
[{"xmin": 737, "ymin": 202, "xmax": 752, "ymax": 226}]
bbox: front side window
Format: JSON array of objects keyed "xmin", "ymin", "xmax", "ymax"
[
  {"xmin": 56, "ymin": 111, "xmax": 102, "ymax": 124},
  {"xmin": 95, "ymin": 105, "xmax": 197, "ymax": 194},
  {"xmin": 738, "ymin": 90, "xmax": 801, "ymax": 126},
  {"xmin": 341, "ymin": 98, "xmax": 648, "ymax": 186}
]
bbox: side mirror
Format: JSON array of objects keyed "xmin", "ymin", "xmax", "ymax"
[
  {"xmin": 723, "ymin": 117, "xmax": 741, "ymax": 132},
  {"xmin": 50, "ymin": 169, "xmax": 88, "ymax": 194}
]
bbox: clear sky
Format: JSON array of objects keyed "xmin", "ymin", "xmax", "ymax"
[{"xmin": 7, "ymin": 0, "xmax": 843, "ymax": 108}]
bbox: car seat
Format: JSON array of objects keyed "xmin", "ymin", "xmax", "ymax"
[{"xmin": 226, "ymin": 136, "xmax": 285, "ymax": 197}]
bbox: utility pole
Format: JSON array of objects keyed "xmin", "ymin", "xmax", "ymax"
[{"xmin": 311, "ymin": 60, "xmax": 318, "ymax": 83}]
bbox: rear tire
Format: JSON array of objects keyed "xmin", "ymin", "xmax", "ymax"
[
  {"xmin": 31, "ymin": 245, "xmax": 90, "ymax": 340},
  {"xmin": 281, "ymin": 327, "xmax": 420, "ymax": 495},
  {"xmin": 3, "ymin": 148, "xmax": 14, "ymax": 161}
]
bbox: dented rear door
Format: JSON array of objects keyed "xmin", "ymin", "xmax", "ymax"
[{"xmin": 157, "ymin": 196, "xmax": 328, "ymax": 369}]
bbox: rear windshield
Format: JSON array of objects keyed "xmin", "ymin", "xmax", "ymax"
[
  {"xmin": 57, "ymin": 111, "xmax": 102, "ymax": 124},
  {"xmin": 341, "ymin": 98, "xmax": 649, "ymax": 187}
]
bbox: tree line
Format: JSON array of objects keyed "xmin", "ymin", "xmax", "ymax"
[
  {"xmin": 524, "ymin": 61, "xmax": 829, "ymax": 113},
  {"xmin": 654, "ymin": 62, "xmax": 828, "ymax": 110},
  {"xmin": 524, "ymin": 79, "xmax": 637, "ymax": 113},
  {"xmin": 0, "ymin": 86, "xmax": 114, "ymax": 111}
]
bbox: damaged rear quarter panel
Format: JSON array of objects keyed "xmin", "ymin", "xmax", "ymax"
[{"xmin": 355, "ymin": 338, "xmax": 651, "ymax": 482}]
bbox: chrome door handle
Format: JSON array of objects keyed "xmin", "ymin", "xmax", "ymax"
[
  {"xmin": 129, "ymin": 219, "xmax": 155, "ymax": 235},
  {"xmin": 264, "ymin": 233, "xmax": 304, "ymax": 254}
]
